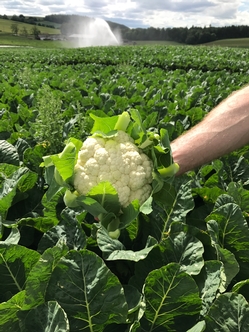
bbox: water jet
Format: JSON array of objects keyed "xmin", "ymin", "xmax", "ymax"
[{"xmin": 68, "ymin": 17, "xmax": 121, "ymax": 47}]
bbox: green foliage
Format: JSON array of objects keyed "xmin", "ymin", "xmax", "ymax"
[
  {"xmin": 1, "ymin": 45, "xmax": 249, "ymax": 331},
  {"xmin": 31, "ymin": 84, "xmax": 65, "ymax": 154}
]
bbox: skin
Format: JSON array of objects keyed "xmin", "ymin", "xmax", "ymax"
[{"xmin": 171, "ymin": 85, "xmax": 249, "ymax": 175}]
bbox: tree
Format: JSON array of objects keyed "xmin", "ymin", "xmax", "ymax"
[
  {"xmin": 11, "ymin": 23, "xmax": 18, "ymax": 35},
  {"xmin": 20, "ymin": 26, "xmax": 28, "ymax": 37},
  {"xmin": 30, "ymin": 26, "xmax": 40, "ymax": 39}
]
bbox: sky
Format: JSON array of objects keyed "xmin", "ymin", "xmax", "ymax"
[{"xmin": 1, "ymin": 0, "xmax": 249, "ymax": 29}]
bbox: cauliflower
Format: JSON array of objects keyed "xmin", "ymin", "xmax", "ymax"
[
  {"xmin": 42, "ymin": 110, "xmax": 179, "ymax": 240},
  {"xmin": 74, "ymin": 130, "xmax": 153, "ymax": 207}
]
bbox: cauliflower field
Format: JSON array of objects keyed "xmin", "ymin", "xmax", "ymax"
[{"xmin": 1, "ymin": 45, "xmax": 249, "ymax": 331}]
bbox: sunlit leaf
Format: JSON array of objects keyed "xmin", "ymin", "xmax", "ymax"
[
  {"xmin": 140, "ymin": 263, "xmax": 201, "ymax": 331},
  {"xmin": 0, "ymin": 244, "xmax": 40, "ymax": 302}
]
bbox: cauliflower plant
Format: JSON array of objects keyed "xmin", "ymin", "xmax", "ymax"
[{"xmin": 74, "ymin": 130, "xmax": 153, "ymax": 207}]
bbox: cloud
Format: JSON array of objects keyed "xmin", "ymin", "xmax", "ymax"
[
  {"xmin": 134, "ymin": 0, "xmax": 216, "ymax": 13},
  {"xmin": 0, "ymin": 0, "xmax": 247, "ymax": 28}
]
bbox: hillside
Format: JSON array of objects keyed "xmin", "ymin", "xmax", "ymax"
[
  {"xmin": 202, "ymin": 37, "xmax": 249, "ymax": 48},
  {"xmin": 0, "ymin": 14, "xmax": 130, "ymax": 37},
  {"xmin": 0, "ymin": 18, "xmax": 60, "ymax": 35}
]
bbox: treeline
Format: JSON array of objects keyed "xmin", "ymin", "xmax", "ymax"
[
  {"xmin": 0, "ymin": 14, "xmax": 57, "ymax": 29},
  {"xmin": 2, "ymin": 13, "xmax": 249, "ymax": 44},
  {"xmin": 44, "ymin": 14, "xmax": 128, "ymax": 35},
  {"xmin": 1, "ymin": 14, "xmax": 39, "ymax": 25},
  {"xmin": 45, "ymin": 15, "xmax": 249, "ymax": 44},
  {"xmin": 123, "ymin": 25, "xmax": 249, "ymax": 44}
]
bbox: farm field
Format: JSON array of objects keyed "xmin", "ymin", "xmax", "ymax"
[
  {"xmin": 1, "ymin": 45, "xmax": 249, "ymax": 331},
  {"xmin": 0, "ymin": 18, "xmax": 60, "ymax": 34},
  {"xmin": 204, "ymin": 37, "xmax": 249, "ymax": 48}
]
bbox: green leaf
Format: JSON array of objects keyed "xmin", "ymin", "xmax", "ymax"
[
  {"xmin": 23, "ymin": 245, "xmax": 68, "ymax": 310},
  {"xmin": 18, "ymin": 188, "xmax": 64, "ymax": 233},
  {"xmin": 232, "ymin": 279, "xmax": 249, "ymax": 302},
  {"xmin": 123, "ymin": 285, "xmax": 145, "ymax": 327},
  {"xmin": 0, "ymin": 140, "xmax": 19, "ymax": 166},
  {"xmin": 227, "ymin": 182, "xmax": 249, "ymax": 213},
  {"xmin": 194, "ymin": 261, "xmax": 224, "ymax": 316},
  {"xmin": 51, "ymin": 148, "xmax": 76, "ymax": 184},
  {"xmin": 151, "ymin": 178, "xmax": 195, "ymax": 240},
  {"xmin": 75, "ymin": 196, "xmax": 107, "ymax": 218},
  {"xmin": 119, "ymin": 200, "xmax": 140, "ymax": 229},
  {"xmin": 130, "ymin": 109, "xmax": 146, "ymax": 134},
  {"xmin": 97, "ymin": 226, "xmax": 157, "ymax": 262},
  {"xmin": 0, "ymin": 290, "xmax": 25, "ymax": 331},
  {"xmin": 87, "ymin": 181, "xmax": 121, "ymax": 215},
  {"xmin": 23, "ymin": 144, "xmax": 47, "ymax": 172},
  {"xmin": 160, "ymin": 221, "xmax": 204, "ymax": 275},
  {"xmin": 44, "ymin": 165, "xmax": 63, "ymax": 201},
  {"xmin": 139, "ymin": 196, "xmax": 153, "ymax": 215},
  {"xmin": 206, "ymin": 195, "xmax": 249, "ymax": 279},
  {"xmin": 38, "ymin": 208, "xmax": 87, "ymax": 253},
  {"xmin": 0, "ymin": 165, "xmax": 37, "ymax": 218},
  {"xmin": 140, "ymin": 263, "xmax": 201, "ymax": 332},
  {"xmin": 205, "ymin": 293, "xmax": 249, "ymax": 331},
  {"xmin": 18, "ymin": 301, "xmax": 70, "ymax": 332},
  {"xmin": 129, "ymin": 246, "xmax": 165, "ymax": 292},
  {"xmin": 45, "ymin": 249, "xmax": 128, "ymax": 332},
  {"xmin": 0, "ymin": 244, "xmax": 40, "ymax": 302},
  {"xmin": 97, "ymin": 225, "xmax": 125, "ymax": 252},
  {"xmin": 186, "ymin": 321, "xmax": 206, "ymax": 332},
  {"xmin": 90, "ymin": 113, "xmax": 118, "ymax": 134},
  {"xmin": 123, "ymin": 285, "xmax": 143, "ymax": 315},
  {"xmin": 207, "ymin": 219, "xmax": 240, "ymax": 290},
  {"xmin": 0, "ymin": 228, "xmax": 20, "ymax": 245}
]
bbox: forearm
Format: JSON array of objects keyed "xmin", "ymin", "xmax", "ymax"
[{"xmin": 171, "ymin": 85, "xmax": 249, "ymax": 175}]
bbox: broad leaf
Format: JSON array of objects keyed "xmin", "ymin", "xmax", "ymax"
[
  {"xmin": 194, "ymin": 261, "xmax": 224, "ymax": 315},
  {"xmin": 160, "ymin": 221, "xmax": 204, "ymax": 275},
  {"xmin": 0, "ymin": 290, "xmax": 25, "ymax": 331},
  {"xmin": 24, "ymin": 245, "xmax": 68, "ymax": 310},
  {"xmin": 207, "ymin": 219, "xmax": 240, "ymax": 290},
  {"xmin": 206, "ymin": 195, "xmax": 249, "ymax": 279},
  {"xmin": 87, "ymin": 181, "xmax": 121, "ymax": 215},
  {"xmin": 18, "ymin": 301, "xmax": 70, "ymax": 332},
  {"xmin": 205, "ymin": 293, "xmax": 249, "ymax": 331},
  {"xmin": 140, "ymin": 263, "xmax": 201, "ymax": 331},
  {"xmin": 232, "ymin": 279, "xmax": 249, "ymax": 302},
  {"xmin": 0, "ymin": 165, "xmax": 37, "ymax": 218},
  {"xmin": 97, "ymin": 226, "xmax": 157, "ymax": 262},
  {"xmin": 151, "ymin": 178, "xmax": 194, "ymax": 240},
  {"xmin": 45, "ymin": 249, "xmax": 128, "ymax": 332},
  {"xmin": 186, "ymin": 321, "xmax": 206, "ymax": 332},
  {"xmin": 38, "ymin": 208, "xmax": 87, "ymax": 253},
  {"xmin": 119, "ymin": 200, "xmax": 140, "ymax": 229},
  {"xmin": 0, "ymin": 244, "xmax": 40, "ymax": 302},
  {"xmin": 0, "ymin": 228, "xmax": 20, "ymax": 245},
  {"xmin": 0, "ymin": 140, "xmax": 19, "ymax": 166},
  {"xmin": 90, "ymin": 113, "xmax": 118, "ymax": 134}
]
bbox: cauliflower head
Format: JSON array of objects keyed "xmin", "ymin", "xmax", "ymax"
[{"xmin": 74, "ymin": 130, "xmax": 153, "ymax": 207}]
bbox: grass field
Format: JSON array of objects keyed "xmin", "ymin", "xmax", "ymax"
[
  {"xmin": 0, "ymin": 18, "xmax": 60, "ymax": 34},
  {"xmin": 134, "ymin": 40, "xmax": 182, "ymax": 46},
  {"xmin": 0, "ymin": 33, "xmax": 68, "ymax": 48},
  {"xmin": 203, "ymin": 37, "xmax": 249, "ymax": 48}
]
